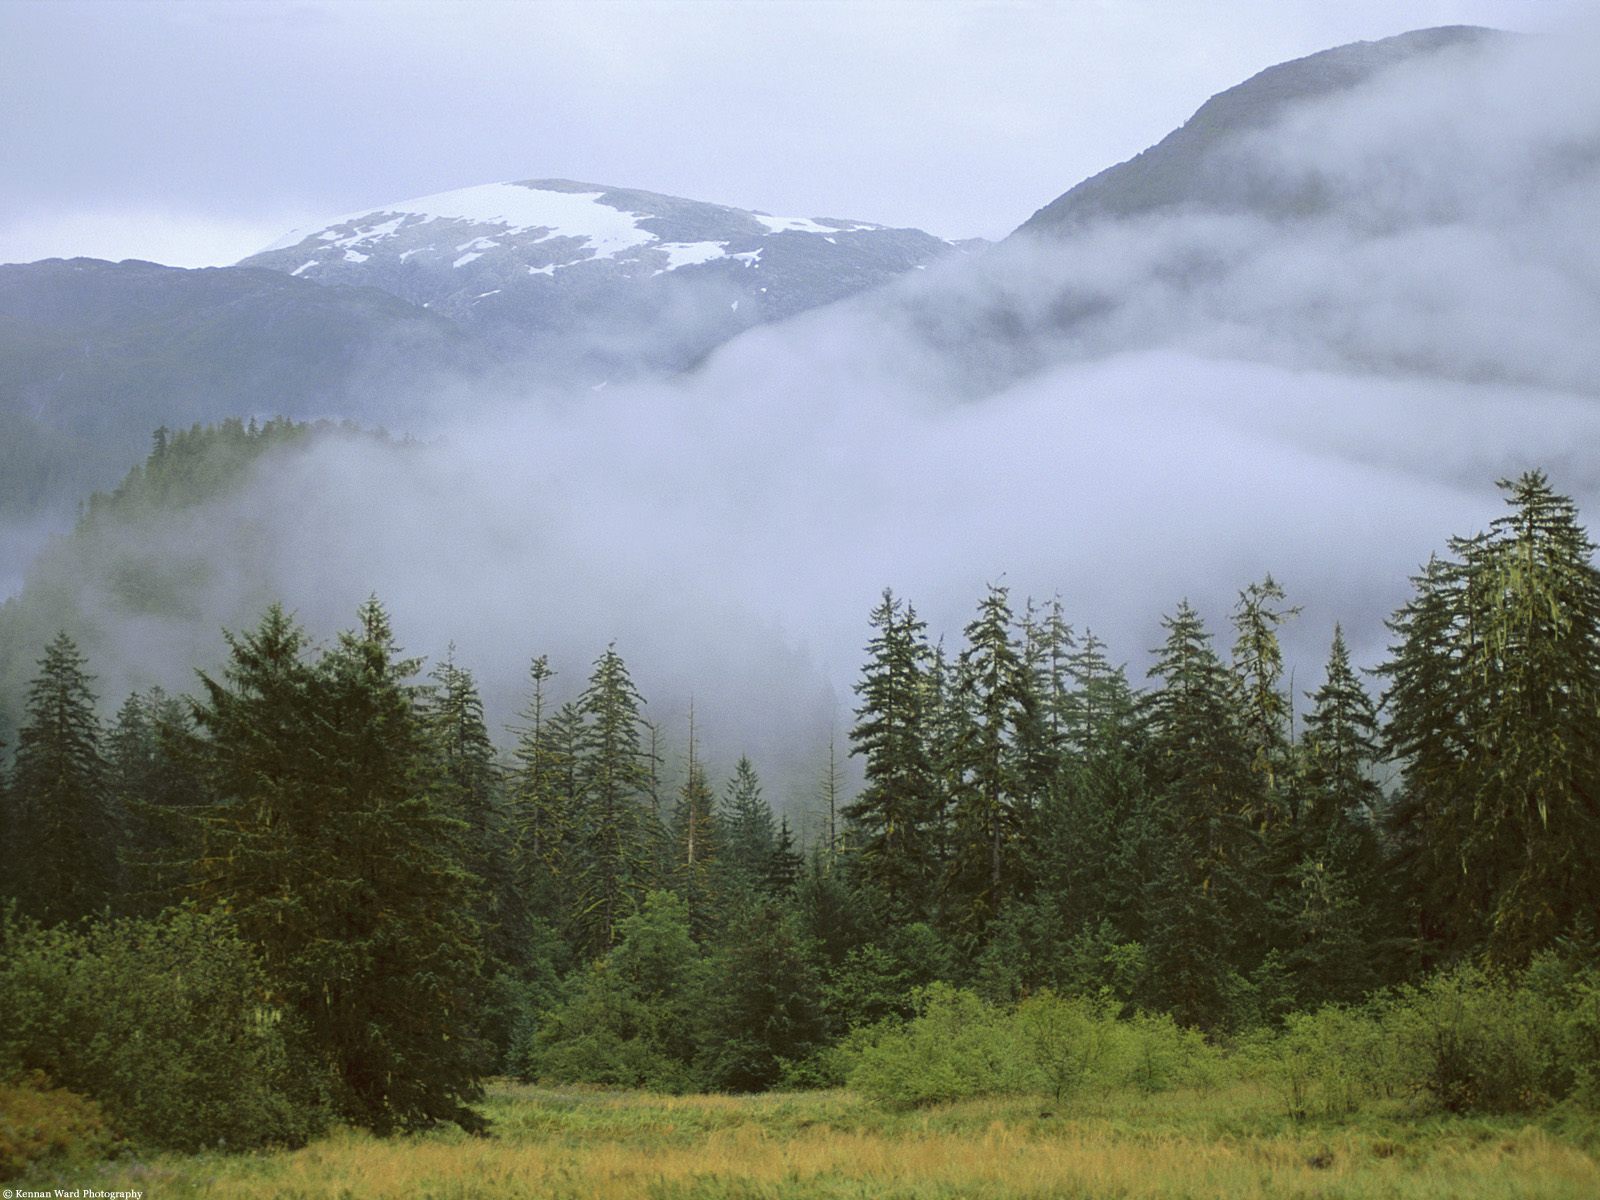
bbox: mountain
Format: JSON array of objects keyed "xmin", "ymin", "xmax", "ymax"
[
  {"xmin": 1017, "ymin": 26, "xmax": 1502, "ymax": 234},
  {"xmin": 0, "ymin": 257, "xmax": 477, "ymax": 525},
  {"xmin": 240, "ymin": 178, "xmax": 973, "ymax": 382}
]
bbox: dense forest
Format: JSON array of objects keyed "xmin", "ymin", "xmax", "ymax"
[{"xmin": 2, "ymin": 427, "xmax": 1599, "ymax": 1162}]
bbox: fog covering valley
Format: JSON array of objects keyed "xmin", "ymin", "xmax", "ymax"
[{"xmin": 4, "ymin": 24, "xmax": 1600, "ymax": 810}]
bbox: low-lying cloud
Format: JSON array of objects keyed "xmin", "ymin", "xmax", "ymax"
[{"xmin": 7, "ymin": 27, "xmax": 1599, "ymax": 815}]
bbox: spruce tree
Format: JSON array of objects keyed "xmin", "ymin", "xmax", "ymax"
[
  {"xmin": 109, "ymin": 686, "xmax": 204, "ymax": 913},
  {"xmin": 572, "ymin": 644, "xmax": 653, "ymax": 956},
  {"xmin": 509, "ymin": 656, "xmax": 574, "ymax": 916},
  {"xmin": 5, "ymin": 632, "xmax": 115, "ymax": 924},
  {"xmin": 720, "ymin": 755, "xmax": 777, "ymax": 890},
  {"xmin": 1230, "ymin": 576, "xmax": 1300, "ymax": 825},
  {"xmin": 189, "ymin": 601, "xmax": 488, "ymax": 1132},
  {"xmin": 846, "ymin": 589, "xmax": 937, "ymax": 916},
  {"xmin": 1301, "ymin": 626, "xmax": 1383, "ymax": 825},
  {"xmin": 1138, "ymin": 602, "xmax": 1262, "ymax": 1028},
  {"xmin": 1268, "ymin": 627, "xmax": 1391, "ymax": 1003},
  {"xmin": 766, "ymin": 815, "xmax": 805, "ymax": 896},
  {"xmin": 1384, "ymin": 473, "xmax": 1600, "ymax": 964},
  {"xmin": 669, "ymin": 704, "xmax": 720, "ymax": 937},
  {"xmin": 1061, "ymin": 629, "xmax": 1136, "ymax": 757},
  {"xmin": 1022, "ymin": 594, "xmax": 1075, "ymax": 757},
  {"xmin": 428, "ymin": 649, "xmax": 500, "ymax": 887},
  {"xmin": 946, "ymin": 583, "xmax": 1040, "ymax": 934}
]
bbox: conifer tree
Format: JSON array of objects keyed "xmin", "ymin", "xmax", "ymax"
[
  {"xmin": 766, "ymin": 815, "xmax": 805, "ymax": 896},
  {"xmin": 1138, "ymin": 602, "xmax": 1262, "ymax": 1027},
  {"xmin": 696, "ymin": 903, "xmax": 824, "ymax": 1092},
  {"xmin": 428, "ymin": 649, "xmax": 500, "ymax": 884},
  {"xmin": 1266, "ymin": 627, "xmax": 1391, "ymax": 1002},
  {"xmin": 1062, "ymin": 630, "xmax": 1136, "ymax": 757},
  {"xmin": 509, "ymin": 656, "xmax": 573, "ymax": 902},
  {"xmin": 946, "ymin": 583, "xmax": 1040, "ymax": 933},
  {"xmin": 5, "ymin": 632, "xmax": 115, "ymax": 924},
  {"xmin": 846, "ymin": 589, "xmax": 937, "ymax": 916},
  {"xmin": 670, "ymin": 704, "xmax": 720, "ymax": 937},
  {"xmin": 1022, "ymin": 594, "xmax": 1075, "ymax": 756},
  {"xmin": 720, "ymin": 755, "xmax": 777, "ymax": 889},
  {"xmin": 1384, "ymin": 473, "xmax": 1600, "ymax": 964},
  {"xmin": 572, "ymin": 644, "xmax": 653, "ymax": 955},
  {"xmin": 109, "ymin": 686, "xmax": 204, "ymax": 912},
  {"xmin": 189, "ymin": 600, "xmax": 488, "ymax": 1132},
  {"xmin": 1301, "ymin": 626, "xmax": 1382, "ymax": 824},
  {"xmin": 817, "ymin": 732, "xmax": 843, "ymax": 865},
  {"xmin": 1230, "ymin": 575, "xmax": 1299, "ymax": 825}
]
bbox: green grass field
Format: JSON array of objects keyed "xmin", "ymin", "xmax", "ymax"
[{"xmin": 31, "ymin": 1081, "xmax": 1598, "ymax": 1199}]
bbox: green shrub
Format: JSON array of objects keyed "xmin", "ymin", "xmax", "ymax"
[
  {"xmin": 1013, "ymin": 991, "xmax": 1118, "ymax": 1101},
  {"xmin": 845, "ymin": 984, "xmax": 1026, "ymax": 1107},
  {"xmin": 1383, "ymin": 965, "xmax": 1561, "ymax": 1113},
  {"xmin": 0, "ymin": 1075, "xmax": 117, "ymax": 1180},
  {"xmin": 1246, "ymin": 1005, "xmax": 1391, "ymax": 1120},
  {"xmin": 0, "ymin": 905, "xmax": 321, "ymax": 1151},
  {"xmin": 1110, "ymin": 1011, "xmax": 1222, "ymax": 1093}
]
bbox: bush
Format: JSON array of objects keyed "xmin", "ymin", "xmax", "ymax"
[
  {"xmin": 844, "ymin": 985, "xmax": 1222, "ymax": 1108},
  {"xmin": 0, "ymin": 905, "xmax": 321, "ymax": 1151},
  {"xmin": 1109, "ymin": 1011, "xmax": 1222, "ymax": 1093},
  {"xmin": 0, "ymin": 1075, "xmax": 117, "ymax": 1181},
  {"xmin": 1384, "ymin": 965, "xmax": 1561, "ymax": 1113},
  {"xmin": 846, "ymin": 984, "xmax": 1026, "ymax": 1107},
  {"xmin": 1245, "ymin": 1005, "xmax": 1392, "ymax": 1120},
  {"xmin": 1014, "ymin": 991, "xmax": 1117, "ymax": 1101},
  {"xmin": 525, "ymin": 893, "xmax": 706, "ymax": 1092}
]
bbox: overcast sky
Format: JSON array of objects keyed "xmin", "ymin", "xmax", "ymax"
[{"xmin": 0, "ymin": 0, "xmax": 1585, "ymax": 267}]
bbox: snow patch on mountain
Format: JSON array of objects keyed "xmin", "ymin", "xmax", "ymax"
[{"xmin": 654, "ymin": 241, "xmax": 728, "ymax": 273}]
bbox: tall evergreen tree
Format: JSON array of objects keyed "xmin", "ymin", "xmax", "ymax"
[
  {"xmin": 720, "ymin": 755, "xmax": 777, "ymax": 889},
  {"xmin": 189, "ymin": 600, "xmax": 489, "ymax": 1132},
  {"xmin": 1230, "ymin": 575, "xmax": 1299, "ymax": 825},
  {"xmin": 572, "ymin": 644, "xmax": 653, "ymax": 955},
  {"xmin": 109, "ymin": 686, "xmax": 204, "ymax": 913},
  {"xmin": 766, "ymin": 815, "xmax": 805, "ymax": 896},
  {"xmin": 1266, "ymin": 627, "xmax": 1392, "ymax": 1003},
  {"xmin": 1061, "ymin": 629, "xmax": 1136, "ymax": 757},
  {"xmin": 1301, "ymin": 626, "xmax": 1383, "ymax": 825},
  {"xmin": 846, "ymin": 589, "xmax": 938, "ymax": 917},
  {"xmin": 1022, "ymin": 594, "xmax": 1075, "ymax": 757},
  {"xmin": 5, "ymin": 632, "xmax": 115, "ymax": 924},
  {"xmin": 509, "ymin": 656, "xmax": 574, "ymax": 911},
  {"xmin": 1138, "ymin": 602, "xmax": 1262, "ymax": 1028},
  {"xmin": 1383, "ymin": 473, "xmax": 1600, "ymax": 965},
  {"xmin": 670, "ymin": 704, "xmax": 720, "ymax": 937},
  {"xmin": 945, "ymin": 583, "xmax": 1040, "ymax": 934},
  {"xmin": 428, "ymin": 649, "xmax": 499, "ymax": 882}
]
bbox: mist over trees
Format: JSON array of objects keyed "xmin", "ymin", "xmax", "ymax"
[{"xmin": 4, "ymin": 431, "xmax": 1599, "ymax": 1145}]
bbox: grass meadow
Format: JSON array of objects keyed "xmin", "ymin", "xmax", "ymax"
[{"xmin": 35, "ymin": 1080, "xmax": 1600, "ymax": 1200}]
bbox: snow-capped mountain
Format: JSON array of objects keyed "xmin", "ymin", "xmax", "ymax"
[{"xmin": 241, "ymin": 179, "xmax": 974, "ymax": 382}]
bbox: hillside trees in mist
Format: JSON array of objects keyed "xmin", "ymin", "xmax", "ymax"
[{"xmin": 6, "ymin": 441, "xmax": 1600, "ymax": 1131}]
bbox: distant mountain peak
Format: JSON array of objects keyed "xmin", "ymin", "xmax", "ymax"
[
  {"xmin": 1017, "ymin": 25, "xmax": 1505, "ymax": 235},
  {"xmin": 243, "ymin": 177, "xmax": 976, "ymax": 381}
]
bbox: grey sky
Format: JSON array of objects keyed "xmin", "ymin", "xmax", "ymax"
[{"xmin": 0, "ymin": 0, "xmax": 1585, "ymax": 266}]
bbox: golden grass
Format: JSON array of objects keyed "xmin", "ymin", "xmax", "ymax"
[{"xmin": 67, "ymin": 1083, "xmax": 1600, "ymax": 1200}]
